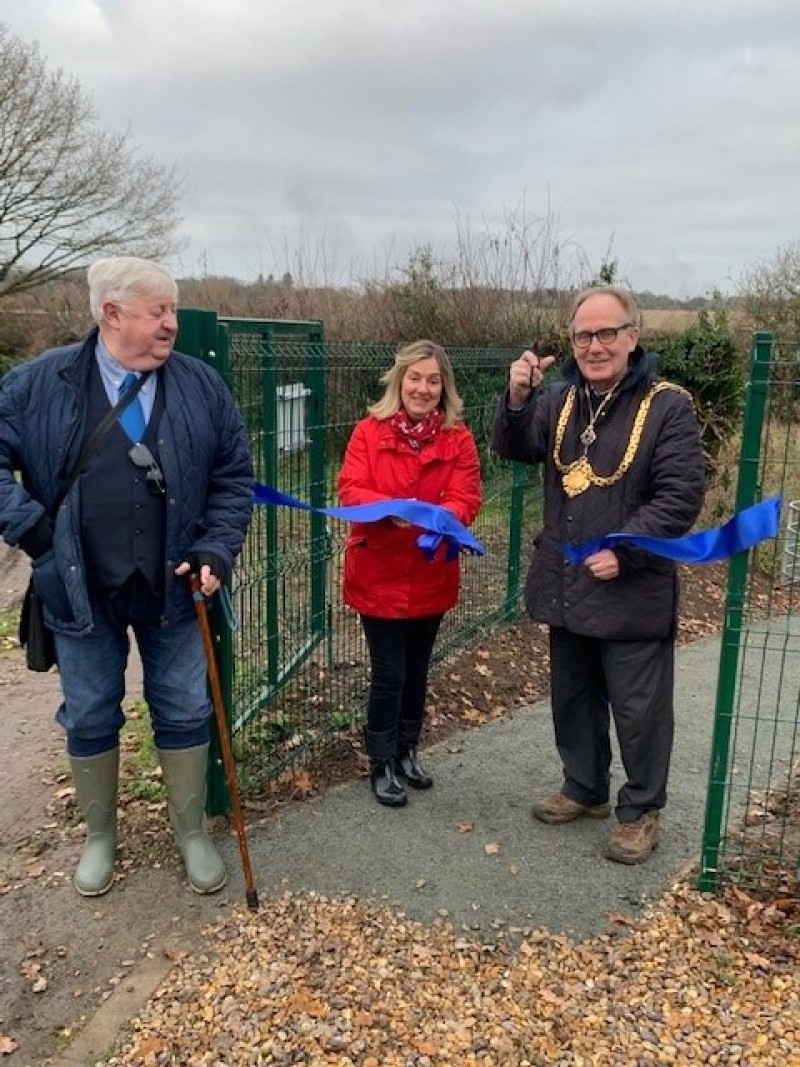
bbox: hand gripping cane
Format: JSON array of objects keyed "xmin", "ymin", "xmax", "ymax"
[{"xmin": 189, "ymin": 575, "xmax": 259, "ymax": 911}]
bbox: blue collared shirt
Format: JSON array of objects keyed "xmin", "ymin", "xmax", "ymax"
[{"xmin": 94, "ymin": 339, "xmax": 157, "ymax": 424}]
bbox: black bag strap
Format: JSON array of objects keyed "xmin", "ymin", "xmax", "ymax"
[{"xmin": 49, "ymin": 370, "xmax": 151, "ymax": 518}]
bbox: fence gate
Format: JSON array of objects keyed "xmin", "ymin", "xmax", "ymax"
[
  {"xmin": 699, "ymin": 332, "xmax": 800, "ymax": 894},
  {"xmin": 177, "ymin": 310, "xmax": 328, "ymax": 810}
]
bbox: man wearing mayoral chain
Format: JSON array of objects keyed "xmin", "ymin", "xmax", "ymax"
[{"xmin": 492, "ymin": 286, "xmax": 705, "ymax": 864}]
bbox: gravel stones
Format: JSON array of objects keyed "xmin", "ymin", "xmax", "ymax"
[{"xmin": 105, "ymin": 885, "xmax": 799, "ymax": 1066}]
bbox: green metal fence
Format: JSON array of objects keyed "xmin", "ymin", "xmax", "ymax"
[
  {"xmin": 177, "ymin": 310, "xmax": 540, "ymax": 810},
  {"xmin": 699, "ymin": 332, "xmax": 800, "ymax": 894}
]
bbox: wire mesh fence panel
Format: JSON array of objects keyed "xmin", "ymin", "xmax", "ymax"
[
  {"xmin": 700, "ymin": 333, "xmax": 800, "ymax": 894},
  {"xmin": 182, "ymin": 317, "xmax": 538, "ymax": 795}
]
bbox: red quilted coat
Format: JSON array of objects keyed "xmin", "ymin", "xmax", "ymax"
[{"xmin": 337, "ymin": 415, "xmax": 482, "ymax": 618}]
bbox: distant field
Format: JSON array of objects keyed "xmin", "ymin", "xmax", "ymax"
[{"xmin": 641, "ymin": 309, "xmax": 699, "ymax": 333}]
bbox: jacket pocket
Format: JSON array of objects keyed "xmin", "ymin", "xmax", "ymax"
[{"xmin": 31, "ymin": 549, "xmax": 75, "ymax": 623}]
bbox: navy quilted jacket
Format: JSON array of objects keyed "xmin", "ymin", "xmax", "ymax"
[{"xmin": 0, "ymin": 329, "xmax": 254, "ymax": 634}]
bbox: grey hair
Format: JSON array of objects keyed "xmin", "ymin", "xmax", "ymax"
[
  {"xmin": 87, "ymin": 257, "xmax": 178, "ymax": 324},
  {"xmin": 368, "ymin": 339, "xmax": 464, "ymax": 427},
  {"xmin": 569, "ymin": 285, "xmax": 641, "ymax": 329}
]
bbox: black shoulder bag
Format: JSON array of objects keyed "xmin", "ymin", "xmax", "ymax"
[{"xmin": 20, "ymin": 372, "xmax": 151, "ymax": 671}]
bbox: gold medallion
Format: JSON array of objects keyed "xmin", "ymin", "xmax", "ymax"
[{"xmin": 563, "ymin": 459, "xmax": 591, "ymax": 497}]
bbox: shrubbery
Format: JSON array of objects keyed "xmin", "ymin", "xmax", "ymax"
[
  {"xmin": 645, "ymin": 302, "xmax": 744, "ymax": 461},
  {"xmin": 0, "ymin": 269, "xmax": 744, "ymax": 465}
]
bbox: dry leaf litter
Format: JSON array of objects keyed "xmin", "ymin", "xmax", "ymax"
[
  {"xmin": 104, "ymin": 885, "xmax": 799, "ymax": 1066},
  {"xmin": 3, "ymin": 562, "xmax": 798, "ymax": 1065}
]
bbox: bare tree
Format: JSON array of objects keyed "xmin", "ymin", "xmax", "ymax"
[
  {"xmin": 0, "ymin": 22, "xmax": 184, "ymax": 298},
  {"xmin": 737, "ymin": 240, "xmax": 800, "ymax": 338}
]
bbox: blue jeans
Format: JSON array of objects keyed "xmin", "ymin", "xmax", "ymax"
[{"xmin": 54, "ymin": 584, "xmax": 212, "ymax": 757}]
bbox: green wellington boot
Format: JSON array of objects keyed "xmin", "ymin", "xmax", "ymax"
[
  {"xmin": 69, "ymin": 748, "xmax": 119, "ymax": 896},
  {"xmin": 158, "ymin": 744, "xmax": 226, "ymax": 894}
]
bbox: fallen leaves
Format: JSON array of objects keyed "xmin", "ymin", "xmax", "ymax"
[
  {"xmin": 102, "ymin": 885, "xmax": 800, "ymax": 1066},
  {"xmin": 5, "ymin": 560, "xmax": 800, "ymax": 1065},
  {"xmin": 18, "ymin": 946, "xmax": 50, "ymax": 994},
  {"xmin": 0, "ymin": 1034, "xmax": 19, "ymax": 1056}
]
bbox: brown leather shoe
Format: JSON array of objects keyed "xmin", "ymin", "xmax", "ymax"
[
  {"xmin": 606, "ymin": 811, "xmax": 660, "ymax": 864},
  {"xmin": 531, "ymin": 792, "xmax": 612, "ymax": 824}
]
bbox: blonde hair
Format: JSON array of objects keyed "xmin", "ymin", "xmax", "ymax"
[
  {"xmin": 369, "ymin": 340, "xmax": 464, "ymax": 427},
  {"xmin": 569, "ymin": 285, "xmax": 641, "ymax": 330},
  {"xmin": 87, "ymin": 257, "xmax": 178, "ymax": 324}
]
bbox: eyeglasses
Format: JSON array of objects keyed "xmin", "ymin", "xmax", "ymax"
[
  {"xmin": 128, "ymin": 444, "xmax": 166, "ymax": 496},
  {"xmin": 571, "ymin": 324, "xmax": 634, "ymax": 349}
]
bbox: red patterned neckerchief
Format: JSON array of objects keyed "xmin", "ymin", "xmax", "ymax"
[{"xmin": 389, "ymin": 407, "xmax": 445, "ymax": 450}]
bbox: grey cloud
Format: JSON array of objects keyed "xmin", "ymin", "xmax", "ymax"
[{"xmin": 2, "ymin": 0, "xmax": 799, "ymax": 294}]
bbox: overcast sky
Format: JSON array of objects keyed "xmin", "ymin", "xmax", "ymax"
[{"xmin": 2, "ymin": 0, "xmax": 799, "ymax": 297}]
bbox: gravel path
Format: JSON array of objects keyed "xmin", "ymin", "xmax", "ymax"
[{"xmin": 104, "ymin": 887, "xmax": 799, "ymax": 1066}]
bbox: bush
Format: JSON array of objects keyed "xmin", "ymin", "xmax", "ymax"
[{"xmin": 647, "ymin": 301, "xmax": 744, "ymax": 462}]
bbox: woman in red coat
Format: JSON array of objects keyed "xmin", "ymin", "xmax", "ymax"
[{"xmin": 338, "ymin": 340, "xmax": 482, "ymax": 807}]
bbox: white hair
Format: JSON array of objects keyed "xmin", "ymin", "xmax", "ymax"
[{"xmin": 87, "ymin": 257, "xmax": 178, "ymax": 324}]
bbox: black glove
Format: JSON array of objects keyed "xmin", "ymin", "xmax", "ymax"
[
  {"xmin": 184, "ymin": 550, "xmax": 231, "ymax": 586},
  {"xmin": 19, "ymin": 517, "xmax": 54, "ymax": 560}
]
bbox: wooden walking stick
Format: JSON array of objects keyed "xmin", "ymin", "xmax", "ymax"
[{"xmin": 189, "ymin": 574, "xmax": 259, "ymax": 911}]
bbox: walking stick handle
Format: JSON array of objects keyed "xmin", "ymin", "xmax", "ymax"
[{"xmin": 189, "ymin": 574, "xmax": 259, "ymax": 910}]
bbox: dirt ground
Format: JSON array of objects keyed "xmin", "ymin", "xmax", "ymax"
[
  {"xmin": 0, "ymin": 548, "xmax": 797, "ymax": 1065},
  {"xmin": 0, "ymin": 547, "xmax": 236, "ymax": 1065}
]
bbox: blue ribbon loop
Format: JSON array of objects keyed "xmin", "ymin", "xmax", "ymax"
[
  {"xmin": 253, "ymin": 482, "xmax": 485, "ymax": 560},
  {"xmin": 563, "ymin": 496, "xmax": 782, "ymax": 566}
]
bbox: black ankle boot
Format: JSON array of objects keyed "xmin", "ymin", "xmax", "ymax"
[
  {"xmin": 396, "ymin": 748, "xmax": 433, "ymax": 790},
  {"xmin": 370, "ymin": 761, "xmax": 407, "ymax": 807}
]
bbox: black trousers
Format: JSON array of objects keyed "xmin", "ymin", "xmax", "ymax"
[
  {"xmin": 549, "ymin": 627, "xmax": 675, "ymax": 823},
  {"xmin": 360, "ymin": 614, "xmax": 443, "ymax": 760}
]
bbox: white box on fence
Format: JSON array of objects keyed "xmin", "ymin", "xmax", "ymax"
[{"xmin": 276, "ymin": 383, "xmax": 311, "ymax": 453}]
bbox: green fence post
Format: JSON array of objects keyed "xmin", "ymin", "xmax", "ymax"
[
  {"xmin": 261, "ymin": 329, "xmax": 280, "ymax": 697},
  {"xmin": 176, "ymin": 308, "xmax": 232, "ymax": 816},
  {"xmin": 697, "ymin": 331, "xmax": 773, "ymax": 892},
  {"xmin": 306, "ymin": 325, "xmax": 327, "ymax": 639},
  {"xmin": 176, "ymin": 307, "xmax": 230, "ymax": 378}
]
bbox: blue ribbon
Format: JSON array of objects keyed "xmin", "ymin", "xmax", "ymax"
[
  {"xmin": 253, "ymin": 483, "xmax": 485, "ymax": 560},
  {"xmin": 563, "ymin": 496, "xmax": 782, "ymax": 566}
]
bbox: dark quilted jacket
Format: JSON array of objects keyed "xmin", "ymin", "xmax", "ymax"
[
  {"xmin": 0, "ymin": 329, "xmax": 254, "ymax": 634},
  {"xmin": 492, "ymin": 348, "xmax": 705, "ymax": 640}
]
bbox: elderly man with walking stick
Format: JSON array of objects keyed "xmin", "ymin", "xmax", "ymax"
[{"xmin": 0, "ymin": 256, "xmax": 254, "ymax": 897}]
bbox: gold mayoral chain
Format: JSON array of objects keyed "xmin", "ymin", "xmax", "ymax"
[{"xmin": 553, "ymin": 381, "xmax": 685, "ymax": 498}]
